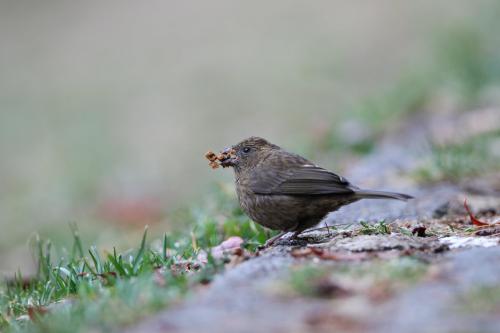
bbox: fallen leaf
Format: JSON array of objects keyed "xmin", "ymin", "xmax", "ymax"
[
  {"xmin": 97, "ymin": 271, "xmax": 117, "ymax": 284},
  {"xmin": 197, "ymin": 236, "xmax": 244, "ymax": 263},
  {"xmin": 291, "ymin": 247, "xmax": 369, "ymax": 261},
  {"xmin": 27, "ymin": 306, "xmax": 49, "ymax": 320},
  {"xmin": 464, "ymin": 199, "xmax": 489, "ymax": 226},
  {"xmin": 315, "ymin": 251, "xmax": 370, "ymax": 261},
  {"xmin": 411, "ymin": 226, "xmax": 427, "ymax": 237},
  {"xmin": 211, "ymin": 236, "xmax": 244, "ymax": 258},
  {"xmin": 290, "ymin": 248, "xmax": 313, "ymax": 258}
]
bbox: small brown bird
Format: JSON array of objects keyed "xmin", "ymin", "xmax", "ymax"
[{"xmin": 218, "ymin": 137, "xmax": 413, "ymax": 245}]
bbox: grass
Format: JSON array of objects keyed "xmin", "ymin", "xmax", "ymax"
[
  {"xmin": 1, "ymin": 227, "xmax": 191, "ymax": 333},
  {"xmin": 315, "ymin": 72, "xmax": 434, "ymax": 156},
  {"xmin": 413, "ymin": 130, "xmax": 500, "ymax": 183},
  {"xmin": 358, "ymin": 221, "xmax": 391, "ymax": 235},
  {"xmin": 316, "ymin": 21, "xmax": 500, "ymax": 159},
  {"xmin": 312, "ymin": 22, "xmax": 500, "ymax": 183},
  {"xmin": 0, "ymin": 191, "xmax": 273, "ymax": 333},
  {"xmin": 433, "ymin": 25, "xmax": 500, "ymax": 106}
]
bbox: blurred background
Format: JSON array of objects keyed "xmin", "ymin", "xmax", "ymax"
[{"xmin": 1, "ymin": 0, "xmax": 499, "ymax": 274}]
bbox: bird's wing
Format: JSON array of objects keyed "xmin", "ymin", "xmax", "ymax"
[{"xmin": 249, "ymin": 164, "xmax": 356, "ymax": 195}]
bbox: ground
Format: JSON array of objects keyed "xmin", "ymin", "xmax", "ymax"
[
  {"xmin": 124, "ymin": 108, "xmax": 500, "ymax": 333},
  {"xmin": 1, "ymin": 107, "xmax": 499, "ymax": 333}
]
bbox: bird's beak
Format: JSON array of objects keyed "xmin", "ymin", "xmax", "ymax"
[{"xmin": 219, "ymin": 147, "xmax": 238, "ymax": 167}]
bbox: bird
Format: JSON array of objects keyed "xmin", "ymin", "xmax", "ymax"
[{"xmin": 218, "ymin": 136, "xmax": 413, "ymax": 245}]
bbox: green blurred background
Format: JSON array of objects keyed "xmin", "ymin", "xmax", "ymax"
[{"xmin": 1, "ymin": 0, "xmax": 499, "ymax": 274}]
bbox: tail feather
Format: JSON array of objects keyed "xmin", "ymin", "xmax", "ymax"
[{"xmin": 354, "ymin": 189, "xmax": 413, "ymax": 201}]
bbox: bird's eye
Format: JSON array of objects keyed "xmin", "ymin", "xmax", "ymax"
[{"xmin": 242, "ymin": 147, "xmax": 251, "ymax": 153}]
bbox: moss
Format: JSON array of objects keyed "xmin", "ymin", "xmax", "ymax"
[{"xmin": 455, "ymin": 285, "xmax": 500, "ymax": 314}]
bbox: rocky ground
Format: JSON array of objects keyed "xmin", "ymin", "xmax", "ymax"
[{"xmin": 127, "ymin": 109, "xmax": 500, "ymax": 333}]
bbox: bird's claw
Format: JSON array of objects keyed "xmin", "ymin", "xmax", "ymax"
[{"xmin": 260, "ymin": 230, "xmax": 305, "ymax": 249}]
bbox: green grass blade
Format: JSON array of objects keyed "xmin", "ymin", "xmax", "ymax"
[
  {"xmin": 132, "ymin": 226, "xmax": 148, "ymax": 274},
  {"xmin": 108, "ymin": 247, "xmax": 128, "ymax": 277},
  {"xmin": 70, "ymin": 222, "xmax": 84, "ymax": 259},
  {"xmin": 162, "ymin": 233, "xmax": 168, "ymax": 261},
  {"xmin": 88, "ymin": 246, "xmax": 103, "ymax": 274}
]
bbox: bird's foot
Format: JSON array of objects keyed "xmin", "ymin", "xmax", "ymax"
[
  {"xmin": 272, "ymin": 231, "xmax": 307, "ymax": 246},
  {"xmin": 285, "ymin": 230, "xmax": 309, "ymax": 246},
  {"xmin": 260, "ymin": 231, "xmax": 288, "ymax": 249},
  {"xmin": 260, "ymin": 230, "xmax": 312, "ymax": 249}
]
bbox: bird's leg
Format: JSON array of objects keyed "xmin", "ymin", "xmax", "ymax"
[
  {"xmin": 263, "ymin": 231, "xmax": 288, "ymax": 247},
  {"xmin": 277, "ymin": 229, "xmax": 308, "ymax": 245},
  {"xmin": 290, "ymin": 230, "xmax": 303, "ymax": 239}
]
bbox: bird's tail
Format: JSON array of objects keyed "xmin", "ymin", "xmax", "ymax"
[{"xmin": 354, "ymin": 189, "xmax": 413, "ymax": 201}]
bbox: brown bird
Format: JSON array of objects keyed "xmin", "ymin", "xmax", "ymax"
[{"xmin": 218, "ymin": 137, "xmax": 413, "ymax": 245}]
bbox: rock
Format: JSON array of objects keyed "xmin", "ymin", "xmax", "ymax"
[
  {"xmin": 325, "ymin": 234, "xmax": 432, "ymax": 252},
  {"xmin": 376, "ymin": 247, "xmax": 500, "ymax": 333}
]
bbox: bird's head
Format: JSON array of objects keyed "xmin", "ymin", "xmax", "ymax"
[{"xmin": 219, "ymin": 136, "xmax": 279, "ymax": 170}]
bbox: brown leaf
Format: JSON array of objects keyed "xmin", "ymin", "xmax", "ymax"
[
  {"xmin": 197, "ymin": 236, "xmax": 244, "ymax": 263},
  {"xmin": 290, "ymin": 248, "xmax": 313, "ymax": 258},
  {"xmin": 411, "ymin": 226, "xmax": 427, "ymax": 237},
  {"xmin": 27, "ymin": 306, "xmax": 49, "ymax": 321},
  {"xmin": 291, "ymin": 247, "xmax": 369, "ymax": 261},
  {"xmin": 464, "ymin": 199, "xmax": 490, "ymax": 226},
  {"xmin": 315, "ymin": 251, "xmax": 370, "ymax": 261}
]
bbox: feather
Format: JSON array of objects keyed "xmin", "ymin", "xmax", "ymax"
[{"xmin": 250, "ymin": 162, "xmax": 356, "ymax": 195}]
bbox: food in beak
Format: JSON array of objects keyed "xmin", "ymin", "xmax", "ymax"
[{"xmin": 205, "ymin": 148, "xmax": 236, "ymax": 169}]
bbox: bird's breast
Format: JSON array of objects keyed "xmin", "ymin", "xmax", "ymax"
[{"xmin": 235, "ymin": 181, "xmax": 254, "ymax": 213}]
